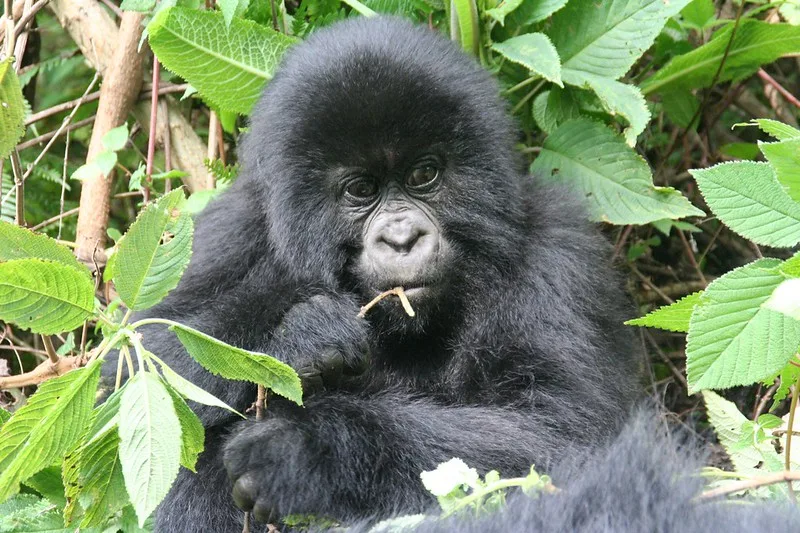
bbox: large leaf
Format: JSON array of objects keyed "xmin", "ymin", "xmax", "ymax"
[
  {"xmin": 531, "ymin": 119, "xmax": 704, "ymax": 224},
  {"xmin": 170, "ymin": 323, "xmax": 303, "ymax": 405},
  {"xmin": 148, "ymin": 7, "xmax": 297, "ymax": 115},
  {"xmin": 0, "ymin": 360, "xmax": 102, "ymax": 500},
  {"xmin": 642, "ymin": 20, "xmax": 800, "ymax": 95},
  {"xmin": 0, "ymin": 220, "xmax": 86, "ymax": 272},
  {"xmin": 492, "ymin": 33, "xmax": 562, "ymax": 86},
  {"xmin": 548, "ymin": 0, "xmax": 691, "ymax": 80},
  {"xmin": 112, "ymin": 189, "xmax": 193, "ymax": 311},
  {"xmin": 0, "ymin": 57, "xmax": 25, "ymax": 161},
  {"xmin": 157, "ymin": 356, "xmax": 242, "ymax": 416},
  {"xmin": 686, "ymin": 259, "xmax": 800, "ymax": 392},
  {"xmin": 690, "ymin": 162, "xmax": 800, "ymax": 248},
  {"xmin": 506, "ymin": 0, "xmax": 567, "ymax": 26},
  {"xmin": 532, "ymin": 87, "xmax": 581, "ymax": 134},
  {"xmin": 746, "ymin": 119, "xmax": 800, "ymax": 141},
  {"xmin": 119, "ymin": 372, "xmax": 182, "ymax": 527},
  {"xmin": 0, "ymin": 258, "xmax": 95, "ymax": 334}
]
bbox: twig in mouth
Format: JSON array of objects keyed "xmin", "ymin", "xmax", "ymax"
[{"xmin": 357, "ymin": 286, "xmax": 416, "ymax": 318}]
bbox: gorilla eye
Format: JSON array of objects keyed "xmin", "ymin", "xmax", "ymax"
[
  {"xmin": 344, "ymin": 178, "xmax": 379, "ymax": 199},
  {"xmin": 407, "ymin": 166, "xmax": 439, "ymax": 189}
]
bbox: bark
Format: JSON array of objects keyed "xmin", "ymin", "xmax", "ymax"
[{"xmin": 74, "ymin": 12, "xmax": 145, "ymax": 262}]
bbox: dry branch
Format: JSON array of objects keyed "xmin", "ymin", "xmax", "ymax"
[
  {"xmin": 74, "ymin": 12, "xmax": 145, "ymax": 262},
  {"xmin": 0, "ymin": 355, "xmax": 82, "ymax": 389}
]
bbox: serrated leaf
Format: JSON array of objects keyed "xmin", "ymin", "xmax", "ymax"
[
  {"xmin": 0, "ymin": 360, "xmax": 102, "ymax": 500},
  {"xmin": 0, "ymin": 258, "xmax": 95, "ymax": 334},
  {"xmin": 112, "ymin": 189, "xmax": 193, "ymax": 311},
  {"xmin": 760, "ymin": 139, "xmax": 800, "ymax": 202},
  {"xmin": 532, "ymin": 87, "xmax": 581, "ymax": 134},
  {"xmin": 156, "ymin": 356, "xmax": 242, "ymax": 416},
  {"xmin": 492, "ymin": 33, "xmax": 562, "ymax": 86},
  {"xmin": 0, "ymin": 57, "xmax": 26, "ymax": 161},
  {"xmin": 102, "ymin": 124, "xmax": 129, "ymax": 152},
  {"xmin": 165, "ymin": 384, "xmax": 204, "ymax": 472},
  {"xmin": 170, "ymin": 323, "xmax": 303, "ymax": 405},
  {"xmin": 147, "ymin": 7, "xmax": 297, "ymax": 115},
  {"xmin": 626, "ymin": 291, "xmax": 703, "ymax": 333},
  {"xmin": 531, "ymin": 119, "xmax": 704, "ymax": 224},
  {"xmin": 548, "ymin": 0, "xmax": 691, "ymax": 80},
  {"xmin": 561, "ymin": 72, "xmax": 648, "ymax": 145},
  {"xmin": 0, "ymin": 221, "xmax": 86, "ymax": 272},
  {"xmin": 64, "ymin": 425, "xmax": 129, "ymax": 528},
  {"xmin": 744, "ymin": 119, "xmax": 800, "ymax": 141},
  {"xmin": 119, "ymin": 372, "xmax": 182, "ymax": 527},
  {"xmin": 686, "ymin": 259, "xmax": 800, "ymax": 392},
  {"xmin": 690, "ymin": 162, "xmax": 800, "ymax": 248},
  {"xmin": 642, "ymin": 20, "xmax": 800, "ymax": 95}
]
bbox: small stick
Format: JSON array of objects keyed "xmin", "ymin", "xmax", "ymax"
[
  {"xmin": 358, "ymin": 286, "xmax": 416, "ymax": 318},
  {"xmin": 699, "ymin": 470, "xmax": 800, "ymax": 500}
]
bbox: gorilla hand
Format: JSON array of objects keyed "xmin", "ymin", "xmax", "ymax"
[{"xmin": 268, "ymin": 294, "xmax": 370, "ymax": 394}]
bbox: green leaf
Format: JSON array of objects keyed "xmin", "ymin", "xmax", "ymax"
[
  {"xmin": 506, "ymin": 0, "xmax": 568, "ymax": 26},
  {"xmin": 0, "ymin": 258, "xmax": 95, "ymax": 334},
  {"xmin": 120, "ymin": 0, "xmax": 156, "ymax": 11},
  {"xmin": 690, "ymin": 162, "xmax": 800, "ymax": 248},
  {"xmin": 492, "ymin": 33, "xmax": 562, "ymax": 86},
  {"xmin": 743, "ymin": 119, "xmax": 800, "ymax": 141},
  {"xmin": 0, "ymin": 57, "xmax": 26, "ymax": 161},
  {"xmin": 680, "ymin": 0, "xmax": 715, "ymax": 29},
  {"xmin": 720, "ymin": 142, "xmax": 760, "ymax": 161},
  {"xmin": 0, "ymin": 360, "xmax": 102, "ymax": 500},
  {"xmin": 165, "ymin": 383, "xmax": 204, "ymax": 472},
  {"xmin": 101, "ymin": 124, "xmax": 129, "ymax": 152},
  {"xmin": 704, "ymin": 390, "xmax": 782, "ymax": 473},
  {"xmin": 147, "ymin": 7, "xmax": 297, "ymax": 115},
  {"xmin": 531, "ymin": 119, "xmax": 704, "ymax": 224},
  {"xmin": 112, "ymin": 189, "xmax": 194, "ymax": 311},
  {"xmin": 561, "ymin": 72, "xmax": 648, "ymax": 145},
  {"xmin": 119, "ymin": 372, "xmax": 182, "ymax": 527},
  {"xmin": 485, "ymin": 0, "xmax": 523, "ymax": 26},
  {"xmin": 626, "ymin": 291, "xmax": 703, "ymax": 333},
  {"xmin": 155, "ymin": 355, "xmax": 242, "ymax": 416},
  {"xmin": 64, "ymin": 425, "xmax": 129, "ymax": 528},
  {"xmin": 450, "ymin": 0, "xmax": 479, "ymax": 55},
  {"xmin": 532, "ymin": 87, "xmax": 581, "ymax": 134},
  {"xmin": 642, "ymin": 21, "xmax": 800, "ymax": 95},
  {"xmin": 170, "ymin": 323, "xmax": 303, "ymax": 405},
  {"xmin": 0, "ymin": 221, "xmax": 86, "ymax": 272},
  {"xmin": 217, "ymin": 0, "xmax": 250, "ymax": 27},
  {"xmin": 548, "ymin": 0, "xmax": 691, "ymax": 80},
  {"xmin": 661, "ymin": 90, "xmax": 699, "ymax": 130},
  {"xmin": 686, "ymin": 259, "xmax": 800, "ymax": 392},
  {"xmin": 94, "ymin": 151, "xmax": 118, "ymax": 177},
  {"xmin": 760, "ymin": 139, "xmax": 800, "ymax": 202},
  {"xmin": 0, "ymin": 408, "xmax": 9, "ymax": 427}
]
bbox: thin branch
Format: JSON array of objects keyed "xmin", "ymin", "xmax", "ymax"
[
  {"xmin": 758, "ymin": 69, "xmax": 800, "ymax": 110},
  {"xmin": 0, "ymin": 355, "xmax": 81, "ymax": 389},
  {"xmin": 699, "ymin": 471, "xmax": 800, "ymax": 501},
  {"xmin": 40, "ymin": 335, "xmax": 58, "ymax": 364},
  {"xmin": 17, "ymin": 115, "xmax": 95, "ymax": 150},
  {"xmin": 12, "ymin": 0, "xmax": 48, "ymax": 39}
]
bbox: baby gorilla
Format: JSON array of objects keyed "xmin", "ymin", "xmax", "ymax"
[{"xmin": 148, "ymin": 16, "xmax": 641, "ymax": 531}]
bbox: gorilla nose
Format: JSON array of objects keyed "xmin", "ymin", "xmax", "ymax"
[{"xmin": 374, "ymin": 215, "xmax": 438, "ymax": 260}]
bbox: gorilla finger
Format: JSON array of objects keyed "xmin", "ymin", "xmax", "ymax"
[
  {"xmin": 298, "ymin": 367, "xmax": 324, "ymax": 394},
  {"xmin": 232, "ymin": 472, "xmax": 260, "ymax": 511}
]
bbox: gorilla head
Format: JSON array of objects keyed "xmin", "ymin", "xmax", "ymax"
[{"xmin": 239, "ymin": 18, "xmax": 528, "ymax": 327}]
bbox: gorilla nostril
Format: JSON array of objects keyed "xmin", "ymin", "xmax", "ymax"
[{"xmin": 379, "ymin": 227, "xmax": 424, "ymax": 254}]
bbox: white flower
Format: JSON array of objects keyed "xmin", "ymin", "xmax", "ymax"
[{"xmin": 420, "ymin": 458, "xmax": 479, "ymax": 497}]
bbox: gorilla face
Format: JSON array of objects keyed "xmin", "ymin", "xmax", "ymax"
[{"xmin": 238, "ymin": 17, "xmax": 529, "ymax": 326}]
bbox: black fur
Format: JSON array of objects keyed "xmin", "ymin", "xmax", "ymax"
[{"xmin": 147, "ymin": 16, "xmax": 647, "ymax": 531}]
